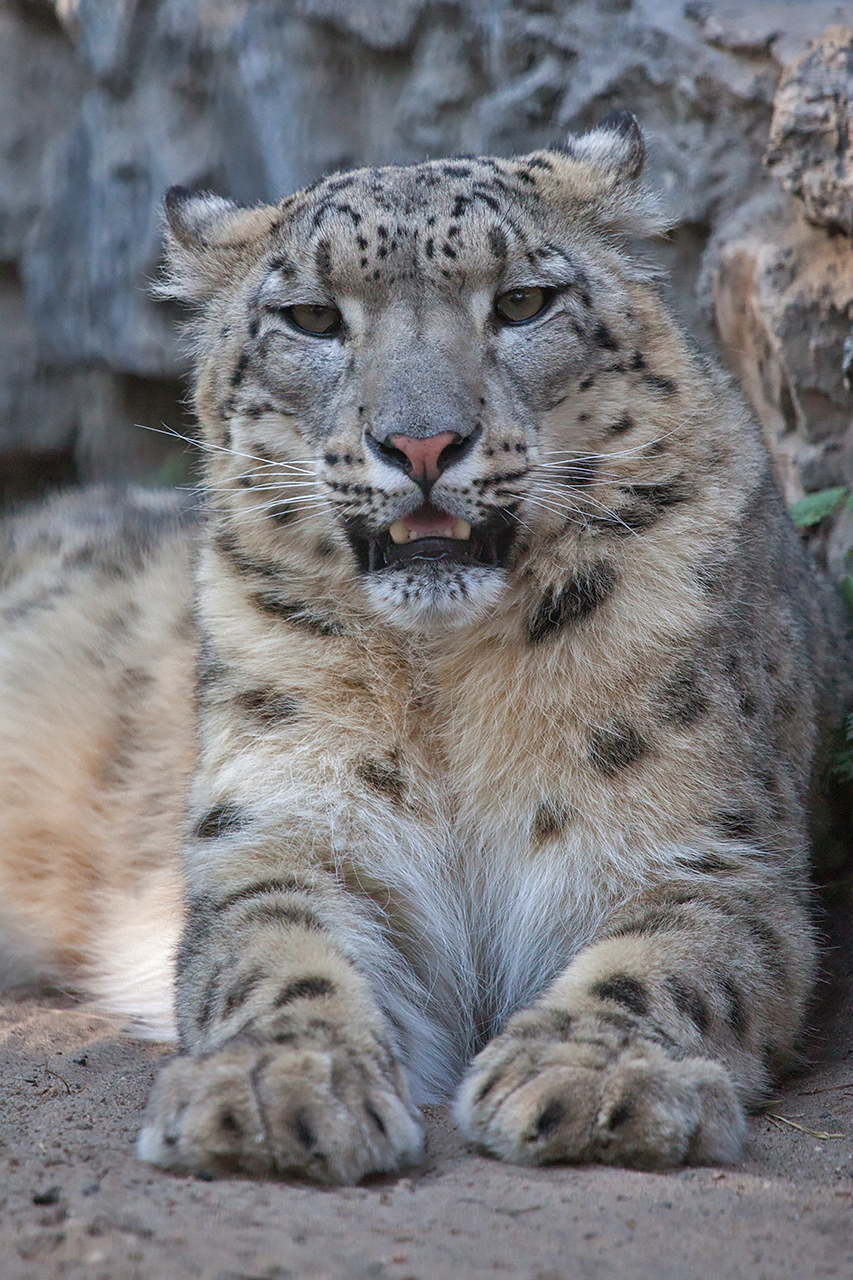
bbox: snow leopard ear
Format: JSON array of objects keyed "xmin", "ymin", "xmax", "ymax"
[
  {"xmin": 158, "ymin": 186, "xmax": 280, "ymax": 303},
  {"xmin": 559, "ymin": 111, "xmax": 645, "ymax": 181},
  {"xmin": 522, "ymin": 111, "xmax": 666, "ymax": 241},
  {"xmin": 164, "ymin": 187, "xmax": 245, "ymax": 250}
]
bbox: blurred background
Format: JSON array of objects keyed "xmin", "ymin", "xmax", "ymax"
[{"xmin": 1, "ymin": 0, "xmax": 851, "ymax": 574}]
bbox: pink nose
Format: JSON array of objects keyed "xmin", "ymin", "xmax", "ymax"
[{"xmin": 388, "ymin": 432, "xmax": 459, "ymax": 486}]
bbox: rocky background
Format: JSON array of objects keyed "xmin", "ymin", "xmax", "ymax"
[{"xmin": 1, "ymin": 0, "xmax": 851, "ymax": 569}]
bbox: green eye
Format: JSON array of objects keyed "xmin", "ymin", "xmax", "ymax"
[
  {"xmin": 285, "ymin": 304, "xmax": 343, "ymax": 336},
  {"xmin": 494, "ymin": 287, "xmax": 550, "ymax": 324}
]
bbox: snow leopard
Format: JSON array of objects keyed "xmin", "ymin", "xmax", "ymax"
[{"xmin": 0, "ymin": 113, "xmax": 849, "ymax": 1183}]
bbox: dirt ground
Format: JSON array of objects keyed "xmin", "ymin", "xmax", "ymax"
[{"xmin": 2, "ymin": 930, "xmax": 852, "ymax": 1280}]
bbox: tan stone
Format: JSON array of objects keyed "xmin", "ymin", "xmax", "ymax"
[
  {"xmin": 706, "ymin": 188, "xmax": 853, "ymax": 510},
  {"xmin": 766, "ymin": 25, "xmax": 853, "ymax": 236}
]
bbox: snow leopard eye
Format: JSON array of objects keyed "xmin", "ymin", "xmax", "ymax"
[
  {"xmin": 284, "ymin": 304, "xmax": 343, "ymax": 337},
  {"xmin": 494, "ymin": 287, "xmax": 551, "ymax": 324}
]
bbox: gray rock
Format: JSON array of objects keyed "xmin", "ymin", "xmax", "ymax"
[
  {"xmin": 704, "ymin": 184, "xmax": 853, "ymax": 574},
  {"xmin": 0, "ymin": 2, "xmax": 87, "ymax": 261},
  {"xmin": 0, "ymin": 264, "xmax": 79, "ymax": 455},
  {"xmin": 687, "ymin": 1, "xmax": 851, "ymax": 65},
  {"xmin": 705, "ymin": 188, "xmax": 853, "ymax": 489},
  {"xmin": 765, "ymin": 24, "xmax": 853, "ymax": 236},
  {"xmin": 294, "ymin": 0, "xmax": 426, "ymax": 51}
]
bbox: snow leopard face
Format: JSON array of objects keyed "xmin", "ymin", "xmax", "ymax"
[{"xmin": 164, "ymin": 113, "xmax": 672, "ymax": 629}]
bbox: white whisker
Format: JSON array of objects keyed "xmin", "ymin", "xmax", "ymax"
[
  {"xmin": 520, "ymin": 494, "xmax": 586, "ymax": 521},
  {"xmin": 524, "ymin": 486, "xmax": 638, "ymax": 537},
  {"xmin": 539, "ymin": 409, "xmax": 703, "ymax": 463},
  {"xmin": 200, "ymin": 481, "xmax": 322, "ymax": 493},
  {"xmin": 219, "ymin": 464, "xmax": 317, "ymax": 483},
  {"xmin": 136, "ymin": 422, "xmax": 317, "ymax": 472},
  {"xmin": 233, "ymin": 497, "xmax": 331, "ymax": 517}
]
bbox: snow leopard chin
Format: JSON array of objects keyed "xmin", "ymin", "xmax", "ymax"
[{"xmin": 365, "ymin": 564, "xmax": 509, "ymax": 631}]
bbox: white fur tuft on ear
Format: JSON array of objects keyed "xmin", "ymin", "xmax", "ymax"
[
  {"xmin": 163, "ymin": 186, "xmax": 245, "ymax": 250},
  {"xmin": 560, "ymin": 111, "xmax": 645, "ymax": 181},
  {"xmin": 157, "ymin": 187, "xmax": 280, "ymax": 304},
  {"xmin": 521, "ymin": 112, "xmax": 669, "ymax": 242}
]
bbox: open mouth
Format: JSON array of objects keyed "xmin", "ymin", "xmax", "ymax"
[{"xmin": 344, "ymin": 504, "xmax": 517, "ymax": 574}]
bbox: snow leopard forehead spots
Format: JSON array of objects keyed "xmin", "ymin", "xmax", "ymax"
[{"xmin": 282, "ymin": 158, "xmax": 569, "ymax": 288}]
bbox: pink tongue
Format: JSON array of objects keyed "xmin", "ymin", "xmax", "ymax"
[{"xmin": 403, "ymin": 506, "xmax": 455, "ymax": 537}]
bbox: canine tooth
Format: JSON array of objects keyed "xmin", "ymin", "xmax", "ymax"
[
  {"xmin": 452, "ymin": 519, "xmax": 472, "ymax": 540},
  {"xmin": 389, "ymin": 521, "xmax": 409, "ymax": 544}
]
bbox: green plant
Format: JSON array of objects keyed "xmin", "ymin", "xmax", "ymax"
[
  {"xmin": 787, "ymin": 486, "xmax": 848, "ymax": 529},
  {"xmin": 788, "ymin": 487, "xmax": 853, "ymax": 620}
]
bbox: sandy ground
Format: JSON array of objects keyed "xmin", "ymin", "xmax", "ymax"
[{"xmin": 2, "ymin": 933, "xmax": 852, "ymax": 1280}]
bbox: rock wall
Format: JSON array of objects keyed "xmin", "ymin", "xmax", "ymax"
[
  {"xmin": 1, "ymin": 0, "xmax": 851, "ymax": 522},
  {"xmin": 705, "ymin": 23, "xmax": 853, "ymax": 576}
]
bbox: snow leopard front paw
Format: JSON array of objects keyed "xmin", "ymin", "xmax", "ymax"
[
  {"xmin": 454, "ymin": 1007, "xmax": 745, "ymax": 1170},
  {"xmin": 138, "ymin": 1031, "xmax": 423, "ymax": 1184}
]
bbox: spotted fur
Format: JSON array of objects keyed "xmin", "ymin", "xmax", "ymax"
[{"xmin": 1, "ymin": 114, "xmax": 850, "ymax": 1183}]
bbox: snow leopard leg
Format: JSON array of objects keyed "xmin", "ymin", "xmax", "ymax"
[
  {"xmin": 138, "ymin": 847, "xmax": 429, "ymax": 1184},
  {"xmin": 456, "ymin": 867, "xmax": 815, "ymax": 1169}
]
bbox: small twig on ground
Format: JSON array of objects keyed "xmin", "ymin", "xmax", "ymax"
[
  {"xmin": 42, "ymin": 1058, "xmax": 71, "ymax": 1095},
  {"xmin": 766, "ymin": 1113, "xmax": 845, "ymax": 1140},
  {"xmin": 797, "ymin": 1081, "xmax": 853, "ymax": 1096}
]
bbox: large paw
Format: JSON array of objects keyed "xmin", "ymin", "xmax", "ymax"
[
  {"xmin": 138, "ymin": 1033, "xmax": 423, "ymax": 1184},
  {"xmin": 454, "ymin": 1008, "xmax": 745, "ymax": 1170}
]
